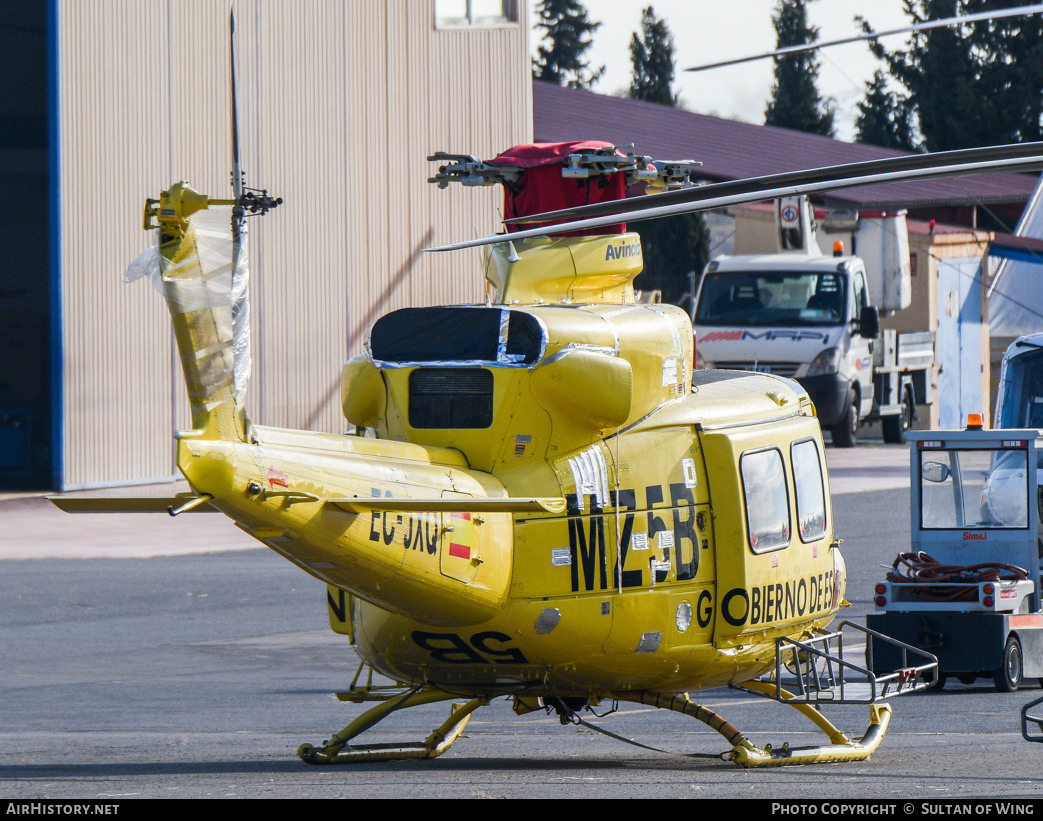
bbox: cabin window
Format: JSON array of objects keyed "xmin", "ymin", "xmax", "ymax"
[
  {"xmin": 740, "ymin": 448, "xmax": 791, "ymax": 553},
  {"xmin": 791, "ymin": 439, "xmax": 827, "ymax": 542},
  {"xmin": 436, "ymin": 0, "xmax": 516, "ymax": 26},
  {"xmin": 409, "ymin": 368, "xmax": 494, "ymax": 429},
  {"xmin": 370, "ymin": 307, "xmax": 545, "ymax": 368}
]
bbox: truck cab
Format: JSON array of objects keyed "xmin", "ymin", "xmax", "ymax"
[{"xmin": 694, "ymin": 253, "xmax": 880, "ymax": 446}]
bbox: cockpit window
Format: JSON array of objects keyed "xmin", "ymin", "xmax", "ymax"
[
  {"xmin": 370, "ymin": 307, "xmax": 546, "ymax": 367},
  {"xmin": 696, "ymin": 271, "xmax": 847, "ymax": 327}
]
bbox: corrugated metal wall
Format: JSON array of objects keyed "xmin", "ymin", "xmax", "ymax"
[{"xmin": 57, "ymin": 0, "xmax": 531, "ymax": 489}]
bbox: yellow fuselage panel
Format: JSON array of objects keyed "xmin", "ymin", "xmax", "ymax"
[
  {"xmin": 320, "ymin": 382, "xmax": 838, "ymax": 694},
  {"xmin": 175, "ymin": 433, "xmax": 512, "ymax": 627},
  {"xmin": 370, "ymin": 301, "xmax": 694, "ymax": 471},
  {"xmin": 524, "ymin": 302, "xmax": 693, "ymax": 424},
  {"xmin": 379, "ymin": 363, "xmax": 555, "ymax": 473},
  {"xmin": 699, "ymin": 414, "xmax": 841, "ymax": 648},
  {"xmin": 252, "ymin": 423, "xmax": 470, "ymax": 468},
  {"xmin": 605, "ymin": 302, "xmax": 693, "ymax": 405},
  {"xmin": 484, "ymin": 234, "xmax": 644, "ymax": 305},
  {"xmin": 339, "ymin": 589, "xmax": 777, "ymax": 695}
]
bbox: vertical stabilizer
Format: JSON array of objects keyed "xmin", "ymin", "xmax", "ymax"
[{"xmin": 143, "ymin": 183, "xmax": 247, "ymax": 441}]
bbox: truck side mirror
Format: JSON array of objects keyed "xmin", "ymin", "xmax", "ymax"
[{"xmin": 859, "ymin": 305, "xmax": 881, "ymax": 339}]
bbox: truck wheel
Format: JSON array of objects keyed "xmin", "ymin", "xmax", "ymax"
[
  {"xmin": 882, "ymin": 391, "xmax": 914, "ymax": 444},
  {"xmin": 832, "ymin": 396, "xmax": 859, "ymax": 448},
  {"xmin": 994, "ymin": 636, "xmax": 1024, "ymax": 692}
]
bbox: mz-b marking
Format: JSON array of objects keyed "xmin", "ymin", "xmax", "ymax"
[{"xmin": 567, "ymin": 483, "xmax": 700, "ymax": 593}]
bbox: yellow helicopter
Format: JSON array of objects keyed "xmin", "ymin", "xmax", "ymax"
[{"xmin": 50, "ymin": 35, "xmax": 1043, "ymax": 764}]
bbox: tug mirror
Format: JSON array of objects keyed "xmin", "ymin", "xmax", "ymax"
[{"xmin": 922, "ymin": 462, "xmax": 951, "ymax": 483}]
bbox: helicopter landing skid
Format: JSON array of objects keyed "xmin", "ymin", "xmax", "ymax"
[
  {"xmin": 730, "ymin": 702, "xmax": 893, "ymax": 767},
  {"xmin": 616, "ymin": 690, "xmax": 891, "ymax": 768},
  {"xmin": 297, "ymin": 688, "xmax": 487, "ymax": 765}
]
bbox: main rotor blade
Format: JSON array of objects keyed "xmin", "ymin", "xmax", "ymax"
[
  {"xmin": 428, "ymin": 146, "xmax": 1043, "ymax": 253},
  {"xmin": 505, "ymin": 142, "xmax": 1043, "ymax": 227},
  {"xmin": 685, "ymin": 4, "xmax": 1043, "ymax": 73}
]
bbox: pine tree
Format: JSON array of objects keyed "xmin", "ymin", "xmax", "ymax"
[
  {"xmin": 971, "ymin": 0, "xmax": 1043, "ymax": 144},
  {"xmin": 764, "ymin": 0, "xmax": 835, "ymax": 137},
  {"xmin": 862, "ymin": 0, "xmax": 1043, "ymax": 151},
  {"xmin": 855, "ymin": 71, "xmax": 918, "ymax": 151},
  {"xmin": 532, "ymin": 0, "xmax": 604, "ymax": 89},
  {"xmin": 624, "ymin": 9, "xmax": 706, "ymax": 307},
  {"xmin": 633, "ymin": 213, "xmax": 710, "ymax": 312},
  {"xmin": 864, "ymin": 0, "xmax": 979, "ymax": 151},
  {"xmin": 628, "ymin": 6, "xmax": 677, "ymax": 106}
]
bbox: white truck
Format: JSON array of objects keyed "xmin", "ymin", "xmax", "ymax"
[{"xmin": 693, "ymin": 200, "xmax": 934, "ymax": 447}]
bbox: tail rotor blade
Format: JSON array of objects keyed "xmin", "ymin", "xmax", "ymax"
[{"xmin": 230, "ymin": 8, "xmax": 243, "ymax": 203}]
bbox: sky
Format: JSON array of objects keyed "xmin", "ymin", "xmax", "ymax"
[{"xmin": 530, "ymin": 1, "xmax": 918, "ymax": 142}]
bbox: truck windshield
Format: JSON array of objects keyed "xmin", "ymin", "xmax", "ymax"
[
  {"xmin": 920, "ymin": 448, "xmax": 1029, "ymax": 529},
  {"xmin": 696, "ymin": 271, "xmax": 846, "ymax": 327}
]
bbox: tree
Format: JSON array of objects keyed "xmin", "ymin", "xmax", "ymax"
[
  {"xmin": 855, "ymin": 71, "xmax": 919, "ymax": 151},
  {"xmin": 532, "ymin": 0, "xmax": 604, "ymax": 89},
  {"xmin": 628, "ymin": 6, "xmax": 677, "ymax": 106},
  {"xmin": 862, "ymin": 0, "xmax": 1043, "ymax": 151},
  {"xmin": 633, "ymin": 213, "xmax": 709, "ymax": 313},
  {"xmin": 970, "ymin": 0, "xmax": 1043, "ymax": 144},
  {"xmin": 625, "ymin": 8, "xmax": 707, "ymax": 304},
  {"xmin": 764, "ymin": 0, "xmax": 835, "ymax": 137}
]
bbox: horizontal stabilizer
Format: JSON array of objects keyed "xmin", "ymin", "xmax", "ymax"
[
  {"xmin": 330, "ymin": 497, "xmax": 567, "ymax": 514},
  {"xmin": 49, "ymin": 496, "xmax": 218, "ymax": 514}
]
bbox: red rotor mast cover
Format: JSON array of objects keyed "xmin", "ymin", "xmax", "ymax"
[{"xmin": 488, "ymin": 141, "xmax": 628, "ymax": 235}]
